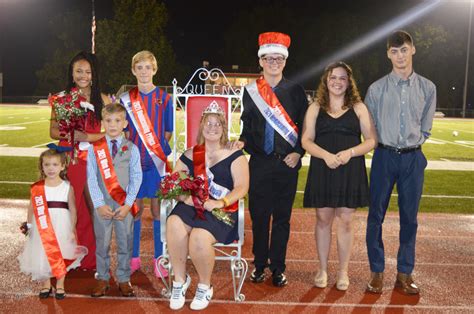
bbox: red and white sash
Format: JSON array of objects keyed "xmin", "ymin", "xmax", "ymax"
[
  {"xmin": 193, "ymin": 144, "xmax": 238, "ymax": 214},
  {"xmin": 92, "ymin": 138, "xmax": 139, "ymax": 217},
  {"xmin": 120, "ymin": 87, "xmax": 170, "ymax": 177},
  {"xmin": 245, "ymin": 77, "xmax": 299, "ymax": 147},
  {"xmin": 31, "ymin": 181, "xmax": 67, "ymax": 279}
]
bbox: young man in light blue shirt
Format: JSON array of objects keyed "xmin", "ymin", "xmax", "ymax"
[{"xmin": 365, "ymin": 30, "xmax": 436, "ymax": 295}]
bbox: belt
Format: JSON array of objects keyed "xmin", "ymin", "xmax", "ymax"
[{"xmin": 378, "ymin": 143, "xmax": 421, "ymax": 154}]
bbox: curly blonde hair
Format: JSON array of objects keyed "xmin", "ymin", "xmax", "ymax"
[{"xmin": 314, "ymin": 61, "xmax": 361, "ymax": 112}]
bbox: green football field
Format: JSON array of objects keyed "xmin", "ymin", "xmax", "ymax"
[
  {"xmin": 1, "ymin": 105, "xmax": 473, "ymax": 213},
  {"xmin": 1, "ymin": 105, "xmax": 473, "ymax": 160}
]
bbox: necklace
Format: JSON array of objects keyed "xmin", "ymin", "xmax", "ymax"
[
  {"xmin": 79, "ymin": 88, "xmax": 91, "ymax": 99},
  {"xmin": 327, "ymin": 107, "xmax": 347, "ymax": 118}
]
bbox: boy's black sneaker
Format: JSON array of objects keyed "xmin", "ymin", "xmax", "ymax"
[
  {"xmin": 250, "ymin": 268, "xmax": 265, "ymax": 283},
  {"xmin": 272, "ymin": 272, "xmax": 288, "ymax": 287}
]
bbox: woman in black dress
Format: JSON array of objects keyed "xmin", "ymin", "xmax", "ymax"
[
  {"xmin": 302, "ymin": 62, "xmax": 377, "ymax": 290},
  {"xmin": 166, "ymin": 105, "xmax": 249, "ymax": 310}
]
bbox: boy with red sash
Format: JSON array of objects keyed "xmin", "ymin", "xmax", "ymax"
[
  {"xmin": 119, "ymin": 50, "xmax": 173, "ymax": 278},
  {"xmin": 233, "ymin": 32, "xmax": 308, "ymax": 287},
  {"xmin": 87, "ymin": 104, "xmax": 142, "ymax": 297}
]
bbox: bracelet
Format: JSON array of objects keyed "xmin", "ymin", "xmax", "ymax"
[
  {"xmin": 221, "ymin": 196, "xmax": 230, "ymax": 207},
  {"xmin": 350, "ymin": 148, "xmax": 355, "ymax": 157}
]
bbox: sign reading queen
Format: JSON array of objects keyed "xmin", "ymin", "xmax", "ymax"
[{"xmin": 175, "ymin": 68, "xmax": 243, "ymax": 97}]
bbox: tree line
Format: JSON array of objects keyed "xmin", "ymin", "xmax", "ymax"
[{"xmin": 35, "ymin": 0, "xmax": 472, "ymax": 115}]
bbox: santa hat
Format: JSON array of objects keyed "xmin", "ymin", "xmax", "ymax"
[{"xmin": 258, "ymin": 32, "xmax": 291, "ymax": 58}]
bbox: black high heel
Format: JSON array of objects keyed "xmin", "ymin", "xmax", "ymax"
[
  {"xmin": 39, "ymin": 287, "xmax": 52, "ymax": 299},
  {"xmin": 55, "ymin": 288, "xmax": 66, "ymax": 300}
]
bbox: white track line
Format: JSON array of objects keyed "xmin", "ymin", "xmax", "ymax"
[
  {"xmin": 295, "ymin": 191, "xmax": 474, "ymax": 199},
  {"xmin": 0, "ymin": 111, "xmax": 49, "ymax": 117},
  {"xmin": 4, "ymin": 182, "xmax": 473, "ymax": 199},
  {"xmin": 2, "ymin": 199, "xmax": 472, "ymax": 220},
  {"xmin": 31, "ymin": 141, "xmax": 55, "ymax": 148},
  {"xmin": 1, "ymin": 292, "xmax": 472, "ymax": 311},
  {"xmin": 434, "ymin": 125, "xmax": 474, "ymax": 134},
  {"xmin": 137, "ymin": 252, "xmax": 474, "ymax": 266},
  {"xmin": 1, "ymin": 120, "xmax": 49, "ymax": 126},
  {"xmin": 429, "ymin": 136, "xmax": 474, "ymax": 149},
  {"xmin": 140, "ymin": 227, "xmax": 474, "ymax": 239},
  {"xmin": 268, "ymin": 259, "xmax": 474, "ymax": 267}
]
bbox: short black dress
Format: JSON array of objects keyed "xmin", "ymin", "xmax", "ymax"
[
  {"xmin": 303, "ymin": 109, "xmax": 369, "ymax": 208},
  {"xmin": 169, "ymin": 150, "xmax": 243, "ymax": 244}
]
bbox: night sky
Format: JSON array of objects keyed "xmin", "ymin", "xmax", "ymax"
[
  {"xmin": 1, "ymin": 0, "xmax": 260, "ymax": 96},
  {"xmin": 1, "ymin": 0, "xmax": 473, "ymax": 99}
]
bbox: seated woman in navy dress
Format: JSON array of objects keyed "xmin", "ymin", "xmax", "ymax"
[{"xmin": 166, "ymin": 103, "xmax": 249, "ymax": 311}]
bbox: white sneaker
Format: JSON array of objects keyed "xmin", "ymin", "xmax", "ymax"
[
  {"xmin": 190, "ymin": 283, "xmax": 213, "ymax": 310},
  {"xmin": 169, "ymin": 275, "xmax": 191, "ymax": 310}
]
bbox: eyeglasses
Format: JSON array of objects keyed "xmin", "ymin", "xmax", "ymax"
[
  {"xmin": 205, "ymin": 121, "xmax": 222, "ymax": 128},
  {"xmin": 261, "ymin": 56, "xmax": 286, "ymax": 64}
]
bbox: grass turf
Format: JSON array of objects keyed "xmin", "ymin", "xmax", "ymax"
[
  {"xmin": 2, "ymin": 156, "xmax": 472, "ymax": 213},
  {"xmin": 1, "ymin": 105, "xmax": 473, "ymax": 213},
  {"xmin": 1, "ymin": 106, "xmax": 473, "ymax": 161}
]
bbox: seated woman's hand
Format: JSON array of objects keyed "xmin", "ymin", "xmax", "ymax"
[
  {"xmin": 203, "ymin": 199, "xmax": 224, "ymax": 212},
  {"xmin": 226, "ymin": 140, "xmax": 244, "ymax": 150},
  {"xmin": 177, "ymin": 195, "xmax": 194, "ymax": 206}
]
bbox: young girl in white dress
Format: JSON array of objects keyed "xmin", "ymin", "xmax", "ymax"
[{"xmin": 18, "ymin": 147, "xmax": 87, "ymax": 299}]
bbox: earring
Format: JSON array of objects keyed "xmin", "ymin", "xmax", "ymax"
[{"xmin": 90, "ymin": 80, "xmax": 93, "ymax": 87}]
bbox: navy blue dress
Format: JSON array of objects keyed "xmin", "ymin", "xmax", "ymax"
[{"xmin": 169, "ymin": 150, "xmax": 243, "ymax": 244}]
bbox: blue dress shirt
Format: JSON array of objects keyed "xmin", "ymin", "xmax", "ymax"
[{"xmin": 87, "ymin": 135, "xmax": 142, "ymax": 209}]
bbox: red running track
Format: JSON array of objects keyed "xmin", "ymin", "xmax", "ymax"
[{"xmin": 1, "ymin": 199, "xmax": 473, "ymax": 313}]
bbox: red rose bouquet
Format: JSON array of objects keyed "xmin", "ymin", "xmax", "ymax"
[
  {"xmin": 157, "ymin": 171, "xmax": 235, "ymax": 227},
  {"xmin": 49, "ymin": 87, "xmax": 94, "ymax": 162}
]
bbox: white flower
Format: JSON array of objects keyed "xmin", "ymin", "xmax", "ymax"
[{"xmin": 80, "ymin": 101, "xmax": 95, "ymax": 112}]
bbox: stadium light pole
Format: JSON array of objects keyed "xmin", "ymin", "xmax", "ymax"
[{"xmin": 462, "ymin": 0, "xmax": 473, "ymax": 118}]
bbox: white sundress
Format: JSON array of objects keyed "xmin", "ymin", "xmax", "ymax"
[{"xmin": 18, "ymin": 181, "xmax": 88, "ymax": 281}]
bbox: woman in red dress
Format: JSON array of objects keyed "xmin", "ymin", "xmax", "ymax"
[{"xmin": 49, "ymin": 51, "xmax": 111, "ymax": 269}]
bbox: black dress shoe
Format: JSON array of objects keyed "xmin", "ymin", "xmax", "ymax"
[
  {"xmin": 250, "ymin": 268, "xmax": 265, "ymax": 283},
  {"xmin": 39, "ymin": 287, "xmax": 52, "ymax": 299},
  {"xmin": 55, "ymin": 288, "xmax": 66, "ymax": 300},
  {"xmin": 272, "ymin": 272, "xmax": 288, "ymax": 287}
]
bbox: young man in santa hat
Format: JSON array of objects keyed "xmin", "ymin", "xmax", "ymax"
[{"xmin": 232, "ymin": 32, "xmax": 308, "ymax": 287}]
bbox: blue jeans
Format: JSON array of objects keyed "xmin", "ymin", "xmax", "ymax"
[{"xmin": 366, "ymin": 147, "xmax": 427, "ymax": 274}]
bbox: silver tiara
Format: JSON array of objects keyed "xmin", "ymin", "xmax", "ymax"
[{"xmin": 202, "ymin": 100, "xmax": 224, "ymax": 116}]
